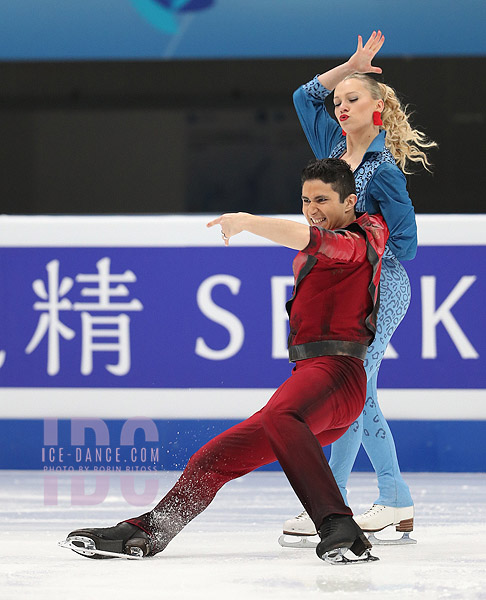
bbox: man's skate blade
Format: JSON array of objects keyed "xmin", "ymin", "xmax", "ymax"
[
  {"xmin": 59, "ymin": 537, "xmax": 144, "ymax": 560},
  {"xmin": 367, "ymin": 531, "xmax": 417, "ymax": 546},
  {"xmin": 278, "ymin": 534, "xmax": 318, "ymax": 549},
  {"xmin": 323, "ymin": 548, "xmax": 379, "ymax": 565}
]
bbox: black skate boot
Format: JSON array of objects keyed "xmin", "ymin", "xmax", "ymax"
[
  {"xmin": 60, "ymin": 521, "xmax": 154, "ymax": 559},
  {"xmin": 316, "ymin": 514, "xmax": 378, "ymax": 565}
]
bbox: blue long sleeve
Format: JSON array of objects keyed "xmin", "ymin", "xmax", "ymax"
[
  {"xmin": 366, "ymin": 163, "xmax": 417, "ymax": 261},
  {"xmin": 293, "ymin": 83, "xmax": 343, "ymax": 159}
]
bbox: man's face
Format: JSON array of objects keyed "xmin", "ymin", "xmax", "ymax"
[{"xmin": 301, "ymin": 179, "xmax": 356, "ymax": 230}]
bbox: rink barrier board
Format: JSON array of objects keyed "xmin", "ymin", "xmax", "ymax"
[{"xmin": 0, "ymin": 215, "xmax": 485, "ymax": 471}]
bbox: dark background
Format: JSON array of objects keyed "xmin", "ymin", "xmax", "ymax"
[{"xmin": 0, "ymin": 57, "xmax": 484, "ymax": 215}]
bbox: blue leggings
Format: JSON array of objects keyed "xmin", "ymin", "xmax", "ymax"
[{"xmin": 329, "ymin": 252, "xmax": 414, "ymax": 508}]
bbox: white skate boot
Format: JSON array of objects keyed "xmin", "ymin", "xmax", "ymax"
[
  {"xmin": 354, "ymin": 504, "xmax": 416, "ymax": 545},
  {"xmin": 278, "ymin": 510, "xmax": 319, "ymax": 548}
]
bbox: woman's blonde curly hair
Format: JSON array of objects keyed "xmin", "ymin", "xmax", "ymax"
[{"xmin": 343, "ymin": 73, "xmax": 437, "ymax": 174}]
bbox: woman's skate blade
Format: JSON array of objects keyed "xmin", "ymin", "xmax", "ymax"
[
  {"xmin": 366, "ymin": 531, "xmax": 417, "ymax": 545},
  {"xmin": 278, "ymin": 533, "xmax": 319, "ymax": 548}
]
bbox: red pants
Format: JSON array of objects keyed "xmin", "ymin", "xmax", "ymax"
[{"xmin": 130, "ymin": 355, "xmax": 366, "ymax": 551}]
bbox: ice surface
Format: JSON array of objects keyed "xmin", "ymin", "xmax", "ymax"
[{"xmin": 1, "ymin": 470, "xmax": 485, "ymax": 599}]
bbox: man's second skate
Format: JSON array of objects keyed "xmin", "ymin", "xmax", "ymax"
[{"xmin": 316, "ymin": 514, "xmax": 379, "ymax": 565}]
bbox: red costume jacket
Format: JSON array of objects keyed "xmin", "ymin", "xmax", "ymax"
[{"xmin": 287, "ymin": 212, "xmax": 389, "ymax": 362}]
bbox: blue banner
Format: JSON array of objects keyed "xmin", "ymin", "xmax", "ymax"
[
  {"xmin": 0, "ymin": 0, "xmax": 484, "ymax": 60},
  {"xmin": 0, "ymin": 245, "xmax": 483, "ymax": 390}
]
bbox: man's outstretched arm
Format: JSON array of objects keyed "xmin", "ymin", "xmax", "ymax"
[{"xmin": 207, "ymin": 212, "xmax": 310, "ymax": 251}]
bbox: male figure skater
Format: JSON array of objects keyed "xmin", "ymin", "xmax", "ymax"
[{"xmin": 62, "ymin": 158, "xmax": 388, "ymax": 564}]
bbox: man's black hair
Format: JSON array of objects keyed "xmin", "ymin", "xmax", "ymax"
[{"xmin": 301, "ymin": 158, "xmax": 356, "ymax": 203}]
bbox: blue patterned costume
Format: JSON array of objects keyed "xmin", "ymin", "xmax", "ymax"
[{"xmin": 293, "ymin": 76, "xmax": 416, "ymax": 508}]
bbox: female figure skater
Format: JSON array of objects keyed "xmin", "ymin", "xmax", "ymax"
[{"xmin": 282, "ymin": 31, "xmax": 437, "ymax": 544}]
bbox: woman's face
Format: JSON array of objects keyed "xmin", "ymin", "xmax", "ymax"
[{"xmin": 333, "ymin": 78, "xmax": 383, "ymax": 135}]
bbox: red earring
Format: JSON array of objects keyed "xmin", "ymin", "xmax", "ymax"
[
  {"xmin": 341, "ymin": 129, "xmax": 347, "ymax": 136},
  {"xmin": 373, "ymin": 111, "xmax": 383, "ymax": 126}
]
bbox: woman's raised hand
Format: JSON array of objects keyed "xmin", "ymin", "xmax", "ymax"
[{"xmin": 347, "ymin": 31, "xmax": 385, "ymax": 74}]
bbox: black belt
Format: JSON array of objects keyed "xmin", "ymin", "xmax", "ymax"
[{"xmin": 288, "ymin": 340, "xmax": 368, "ymax": 362}]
